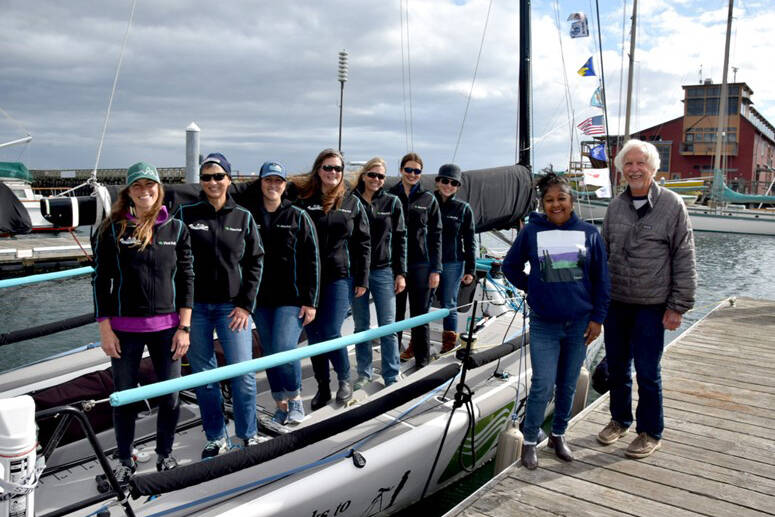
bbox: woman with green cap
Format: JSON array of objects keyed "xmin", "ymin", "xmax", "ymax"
[{"xmin": 93, "ymin": 161, "xmax": 194, "ymax": 483}]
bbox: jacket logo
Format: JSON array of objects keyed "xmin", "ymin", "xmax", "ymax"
[
  {"xmin": 376, "ymin": 211, "xmax": 391, "ymax": 216},
  {"xmin": 411, "ymin": 205, "xmax": 427, "ymax": 210},
  {"xmin": 225, "ymin": 226, "xmax": 242, "ymax": 232},
  {"xmin": 276, "ymin": 224, "xmax": 293, "ymax": 228},
  {"xmin": 158, "ymin": 241, "xmax": 176, "ymax": 245},
  {"xmin": 119, "ymin": 237, "xmax": 139, "ymax": 246},
  {"xmin": 337, "ymin": 209, "xmax": 352, "ymax": 214},
  {"xmin": 307, "ymin": 204, "xmax": 323, "ymax": 211},
  {"xmin": 189, "ymin": 223, "xmax": 209, "ymax": 231},
  {"xmin": 445, "ymin": 215, "xmax": 459, "ymax": 221}
]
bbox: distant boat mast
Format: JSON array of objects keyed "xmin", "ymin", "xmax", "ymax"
[{"xmin": 711, "ymin": 0, "xmax": 734, "ymax": 203}]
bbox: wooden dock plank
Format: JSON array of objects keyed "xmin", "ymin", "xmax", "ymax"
[{"xmin": 446, "ymin": 298, "xmax": 775, "ymax": 517}]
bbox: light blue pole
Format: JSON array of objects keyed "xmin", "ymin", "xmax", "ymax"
[
  {"xmin": 0, "ymin": 266, "xmax": 94, "ymax": 289},
  {"xmin": 110, "ymin": 309, "xmax": 449, "ymax": 407}
]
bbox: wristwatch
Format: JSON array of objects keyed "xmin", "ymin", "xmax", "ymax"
[{"xmin": 178, "ymin": 325, "xmax": 191, "ymax": 333}]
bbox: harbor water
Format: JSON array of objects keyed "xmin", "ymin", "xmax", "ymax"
[{"xmin": 1, "ymin": 231, "xmax": 774, "ymax": 515}]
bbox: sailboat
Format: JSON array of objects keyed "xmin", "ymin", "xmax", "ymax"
[
  {"xmin": 0, "ymin": 3, "xmax": 611, "ymax": 517},
  {"xmin": 573, "ymin": 0, "xmax": 775, "ymax": 236}
]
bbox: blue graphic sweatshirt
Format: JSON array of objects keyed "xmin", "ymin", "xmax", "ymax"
[{"xmin": 502, "ymin": 211, "xmax": 610, "ymax": 323}]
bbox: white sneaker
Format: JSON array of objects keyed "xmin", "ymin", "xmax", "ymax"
[
  {"xmin": 245, "ymin": 434, "xmax": 271, "ymax": 447},
  {"xmin": 201, "ymin": 436, "xmax": 230, "ymax": 459}
]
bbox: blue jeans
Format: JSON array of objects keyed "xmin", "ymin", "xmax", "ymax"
[
  {"xmin": 253, "ymin": 306, "xmax": 304, "ymax": 401},
  {"xmin": 111, "ymin": 327, "xmax": 180, "ymax": 461},
  {"xmin": 605, "ymin": 301, "xmax": 665, "ymax": 439},
  {"xmin": 395, "ymin": 263, "xmax": 434, "ymax": 366},
  {"xmin": 306, "ymin": 278, "xmax": 352, "ymax": 385},
  {"xmin": 351, "ymin": 267, "xmax": 400, "ymax": 383},
  {"xmin": 522, "ymin": 312, "xmax": 588, "ymax": 443},
  {"xmin": 189, "ymin": 302, "xmax": 257, "ymax": 441},
  {"xmin": 439, "ymin": 261, "xmax": 464, "ymax": 331}
]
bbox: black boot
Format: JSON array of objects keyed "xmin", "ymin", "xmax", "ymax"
[
  {"xmin": 311, "ymin": 383, "xmax": 331, "ymax": 411},
  {"xmin": 548, "ymin": 434, "xmax": 573, "ymax": 462},
  {"xmin": 521, "ymin": 443, "xmax": 538, "ymax": 470}
]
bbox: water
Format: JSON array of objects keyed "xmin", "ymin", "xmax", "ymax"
[{"xmin": 1, "ymin": 232, "xmax": 774, "ymax": 512}]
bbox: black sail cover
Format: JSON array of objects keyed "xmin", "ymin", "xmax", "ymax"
[
  {"xmin": 94, "ymin": 164, "xmax": 535, "ymax": 233},
  {"xmin": 0, "ymin": 181, "xmax": 32, "ymax": 234}
]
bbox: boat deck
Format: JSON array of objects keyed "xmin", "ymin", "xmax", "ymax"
[
  {"xmin": 446, "ymin": 297, "xmax": 775, "ymax": 517},
  {"xmin": 0, "ymin": 234, "xmax": 91, "ymax": 270}
]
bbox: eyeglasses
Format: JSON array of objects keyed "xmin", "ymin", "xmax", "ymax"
[
  {"xmin": 321, "ymin": 164, "xmax": 343, "ymax": 173},
  {"xmin": 365, "ymin": 171, "xmax": 386, "ymax": 180},
  {"xmin": 200, "ymin": 173, "xmax": 227, "ymax": 182},
  {"xmin": 436, "ymin": 177, "xmax": 461, "ymax": 187},
  {"xmin": 403, "ymin": 167, "xmax": 422, "ymax": 175}
]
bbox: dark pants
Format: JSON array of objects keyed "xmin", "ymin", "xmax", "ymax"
[
  {"xmin": 604, "ymin": 301, "xmax": 665, "ymax": 439},
  {"xmin": 396, "ymin": 263, "xmax": 434, "ymax": 367},
  {"xmin": 112, "ymin": 327, "xmax": 181, "ymax": 461},
  {"xmin": 307, "ymin": 278, "xmax": 352, "ymax": 386}
]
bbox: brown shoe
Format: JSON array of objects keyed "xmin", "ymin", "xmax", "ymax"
[
  {"xmin": 548, "ymin": 434, "xmax": 573, "ymax": 462},
  {"xmin": 597, "ymin": 420, "xmax": 628, "ymax": 445},
  {"xmin": 400, "ymin": 340, "xmax": 414, "ymax": 362},
  {"xmin": 521, "ymin": 443, "xmax": 538, "ymax": 470},
  {"xmin": 625, "ymin": 432, "xmax": 661, "ymax": 458},
  {"xmin": 440, "ymin": 331, "xmax": 458, "ymax": 354}
]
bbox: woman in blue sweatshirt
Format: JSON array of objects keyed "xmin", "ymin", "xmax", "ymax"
[{"xmin": 502, "ymin": 173, "xmax": 610, "ymax": 470}]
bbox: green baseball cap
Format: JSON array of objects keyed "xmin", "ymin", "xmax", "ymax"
[{"xmin": 126, "ymin": 161, "xmax": 161, "ymax": 186}]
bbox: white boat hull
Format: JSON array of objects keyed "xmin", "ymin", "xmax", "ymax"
[{"xmin": 576, "ymin": 199, "xmax": 775, "ymax": 236}]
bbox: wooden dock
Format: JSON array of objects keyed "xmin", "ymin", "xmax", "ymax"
[
  {"xmin": 446, "ymin": 297, "xmax": 775, "ymax": 517},
  {"xmin": 0, "ymin": 234, "xmax": 92, "ymax": 270}
]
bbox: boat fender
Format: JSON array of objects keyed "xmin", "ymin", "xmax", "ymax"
[
  {"xmin": 493, "ymin": 418, "xmax": 523, "ymax": 475},
  {"xmin": 0, "ymin": 396, "xmax": 40, "ymax": 517},
  {"xmin": 347, "ymin": 450, "xmax": 366, "ymax": 469},
  {"xmin": 570, "ymin": 366, "xmax": 590, "ymax": 417},
  {"xmin": 591, "ymin": 356, "xmax": 609, "ymax": 394}
]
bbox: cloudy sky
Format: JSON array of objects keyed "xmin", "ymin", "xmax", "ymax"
[{"xmin": 1, "ymin": 0, "xmax": 773, "ymax": 176}]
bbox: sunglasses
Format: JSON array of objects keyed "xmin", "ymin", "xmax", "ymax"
[
  {"xmin": 436, "ymin": 177, "xmax": 461, "ymax": 187},
  {"xmin": 403, "ymin": 167, "xmax": 422, "ymax": 175},
  {"xmin": 365, "ymin": 171, "xmax": 386, "ymax": 180},
  {"xmin": 200, "ymin": 173, "xmax": 228, "ymax": 182},
  {"xmin": 321, "ymin": 164, "xmax": 343, "ymax": 173}
]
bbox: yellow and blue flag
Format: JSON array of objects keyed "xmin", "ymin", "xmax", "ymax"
[{"xmin": 577, "ymin": 57, "xmax": 595, "ymax": 77}]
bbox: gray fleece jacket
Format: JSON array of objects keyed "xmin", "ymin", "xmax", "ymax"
[{"xmin": 602, "ymin": 181, "xmax": 696, "ymax": 313}]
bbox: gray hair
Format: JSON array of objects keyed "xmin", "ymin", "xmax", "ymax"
[{"xmin": 614, "ymin": 139, "xmax": 660, "ymax": 173}]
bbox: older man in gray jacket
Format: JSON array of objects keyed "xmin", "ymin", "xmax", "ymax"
[{"xmin": 597, "ymin": 139, "xmax": 696, "ymax": 459}]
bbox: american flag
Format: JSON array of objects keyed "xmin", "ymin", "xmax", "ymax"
[{"xmin": 577, "ymin": 115, "xmax": 605, "ymax": 135}]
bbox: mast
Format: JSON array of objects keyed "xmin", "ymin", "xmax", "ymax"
[
  {"xmin": 712, "ymin": 0, "xmax": 734, "ymax": 203},
  {"xmin": 623, "ymin": 0, "xmax": 637, "ymax": 141},
  {"xmin": 518, "ymin": 0, "xmax": 532, "ymax": 169}
]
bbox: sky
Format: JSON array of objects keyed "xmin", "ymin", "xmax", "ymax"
[{"xmin": 1, "ymin": 0, "xmax": 773, "ymax": 177}]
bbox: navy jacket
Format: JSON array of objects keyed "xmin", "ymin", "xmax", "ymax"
[
  {"xmin": 93, "ymin": 210, "xmax": 194, "ymax": 318},
  {"xmin": 294, "ymin": 191, "xmax": 371, "ymax": 288},
  {"xmin": 248, "ymin": 199, "xmax": 320, "ymax": 308},
  {"xmin": 174, "ymin": 194, "xmax": 264, "ymax": 311},
  {"xmin": 502, "ymin": 211, "xmax": 610, "ymax": 323},
  {"xmin": 388, "ymin": 182, "xmax": 442, "ymax": 272},
  {"xmin": 353, "ymin": 183, "xmax": 407, "ymax": 277},
  {"xmin": 435, "ymin": 191, "xmax": 476, "ymax": 275}
]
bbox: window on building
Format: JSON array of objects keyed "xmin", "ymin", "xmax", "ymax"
[
  {"xmin": 728, "ymin": 85, "xmax": 739, "ymax": 94},
  {"xmin": 655, "ymin": 143, "xmax": 671, "ymax": 172},
  {"xmin": 687, "ymin": 99, "xmax": 704, "ymax": 115},
  {"xmin": 705, "ymin": 98, "xmax": 719, "ymax": 115}
]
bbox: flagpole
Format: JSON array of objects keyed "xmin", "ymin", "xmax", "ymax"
[
  {"xmin": 623, "ymin": 0, "xmax": 637, "ymax": 141},
  {"xmin": 594, "ymin": 0, "xmax": 614, "ymax": 192}
]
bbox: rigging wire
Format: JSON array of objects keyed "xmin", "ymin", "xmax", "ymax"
[
  {"xmin": 92, "ymin": 0, "xmax": 137, "ymax": 181},
  {"xmin": 403, "ymin": 0, "xmax": 415, "ymax": 151},
  {"xmin": 400, "ymin": 0, "xmax": 411, "ymax": 151},
  {"xmin": 452, "ymin": 0, "xmax": 494, "ymax": 162},
  {"xmin": 551, "ymin": 0, "xmax": 577, "ymax": 170}
]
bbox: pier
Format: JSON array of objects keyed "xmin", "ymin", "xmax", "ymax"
[
  {"xmin": 446, "ymin": 297, "xmax": 775, "ymax": 517},
  {"xmin": 0, "ymin": 234, "xmax": 92, "ymax": 271}
]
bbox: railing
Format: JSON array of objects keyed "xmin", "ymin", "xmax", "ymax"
[{"xmin": 110, "ymin": 309, "xmax": 449, "ymax": 407}]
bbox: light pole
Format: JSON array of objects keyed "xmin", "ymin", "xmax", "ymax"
[{"xmin": 337, "ymin": 49, "xmax": 349, "ymax": 153}]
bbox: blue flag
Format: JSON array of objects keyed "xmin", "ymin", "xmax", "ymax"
[
  {"xmin": 577, "ymin": 57, "xmax": 595, "ymax": 77},
  {"xmin": 590, "ymin": 143, "xmax": 607, "ymax": 162},
  {"xmin": 590, "ymin": 86, "xmax": 603, "ymax": 108}
]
